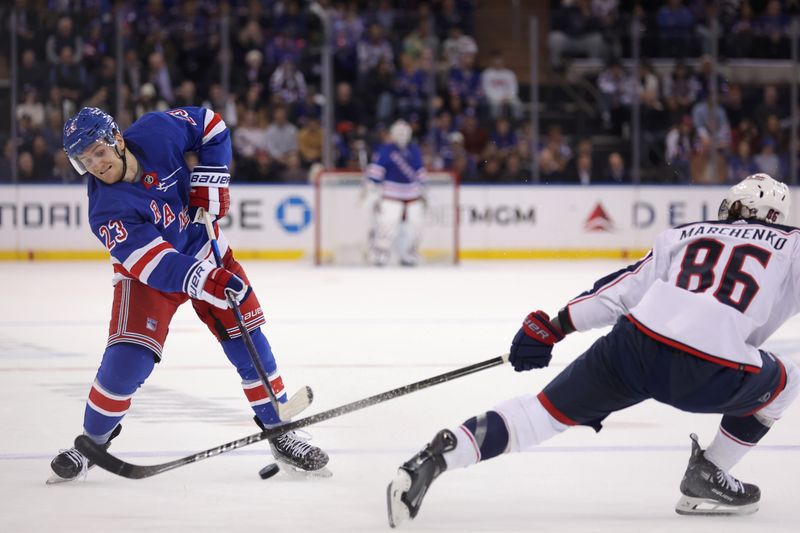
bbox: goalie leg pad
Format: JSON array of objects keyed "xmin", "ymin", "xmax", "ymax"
[
  {"xmin": 369, "ymin": 199, "xmax": 404, "ymax": 265},
  {"xmin": 84, "ymin": 343, "xmax": 155, "ymax": 441},
  {"xmin": 398, "ymin": 200, "xmax": 424, "ymax": 266}
]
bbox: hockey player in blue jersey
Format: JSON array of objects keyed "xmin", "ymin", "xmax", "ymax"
[
  {"xmin": 49, "ymin": 107, "xmax": 329, "ymax": 483},
  {"xmin": 388, "ymin": 174, "xmax": 800, "ymax": 525},
  {"xmin": 365, "ymin": 119, "xmax": 428, "ymax": 266}
]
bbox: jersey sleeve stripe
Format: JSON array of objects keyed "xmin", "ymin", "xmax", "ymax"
[
  {"xmin": 366, "ymin": 163, "xmax": 386, "ymax": 179},
  {"xmin": 137, "ymin": 247, "xmax": 177, "ymax": 284},
  {"xmin": 202, "ymin": 110, "xmax": 226, "ymax": 144},
  {"xmin": 568, "ymin": 253, "xmax": 653, "ymax": 306},
  {"xmin": 125, "ymin": 240, "xmax": 175, "ymax": 279}
]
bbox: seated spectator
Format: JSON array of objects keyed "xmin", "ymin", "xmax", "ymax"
[
  {"xmin": 298, "ymin": 115, "xmax": 323, "ymax": 167},
  {"xmin": 727, "ymin": 139, "xmax": 759, "ymax": 184},
  {"xmin": 270, "ymin": 56, "xmax": 307, "ymax": 106},
  {"xmin": 478, "ymin": 156, "xmax": 504, "ymax": 182},
  {"xmin": 292, "ymin": 87, "xmax": 324, "ymax": 125},
  {"xmin": 665, "ymin": 115, "xmax": 698, "ymax": 183},
  {"xmin": 574, "ymin": 152, "xmax": 594, "ymax": 185},
  {"xmin": 503, "ymin": 151, "xmax": 531, "ymax": 182},
  {"xmin": 597, "ymin": 58, "xmax": 634, "ymax": 131},
  {"xmin": 17, "ymin": 88, "xmax": 45, "ymax": 130},
  {"xmin": 403, "ymin": 17, "xmax": 439, "ymax": 60},
  {"xmin": 753, "ymin": 0, "xmax": 789, "ymax": 59},
  {"xmin": 459, "ymin": 111, "xmax": 489, "ymax": 157},
  {"xmin": 662, "ymin": 60, "xmax": 700, "ymax": 121},
  {"xmin": 49, "ymin": 46, "xmax": 88, "ymax": 106},
  {"xmin": 52, "ymin": 151, "xmax": 81, "ymax": 183},
  {"xmin": 394, "ymin": 53, "xmax": 429, "ymax": 120},
  {"xmin": 547, "ymin": 0, "xmax": 606, "ymax": 70},
  {"xmin": 234, "ymin": 109, "xmax": 269, "ymax": 160},
  {"xmin": 334, "ymin": 82, "xmax": 363, "ymax": 138},
  {"xmin": 146, "ymin": 51, "xmax": 174, "ymax": 105},
  {"xmin": 753, "ymin": 84, "xmax": 785, "ymax": 134},
  {"xmin": 360, "ymin": 57, "xmax": 395, "ymax": 126},
  {"xmin": 46, "ymin": 16, "xmax": 83, "ymax": 66},
  {"xmin": 173, "ymin": 80, "xmax": 198, "ymax": 108},
  {"xmin": 280, "ymin": 152, "xmax": 308, "ymax": 183},
  {"xmin": 691, "ymin": 92, "xmax": 732, "ymax": 153},
  {"xmin": 236, "ymin": 49, "xmax": 271, "ymax": 97},
  {"xmin": 357, "ymin": 23, "xmax": 394, "ymax": 80},
  {"xmin": 265, "ymin": 105, "xmax": 299, "ymax": 170},
  {"xmin": 447, "ymin": 50, "xmax": 483, "ymax": 112},
  {"xmin": 17, "ymin": 49, "xmax": 47, "ymax": 96},
  {"xmin": 30, "ymin": 135, "xmax": 54, "ymax": 180},
  {"xmin": 754, "ymin": 136, "xmax": 782, "ymax": 177},
  {"xmin": 540, "ymin": 124, "xmax": 573, "ymax": 171},
  {"xmin": 565, "ymin": 137, "xmax": 600, "ymax": 184},
  {"xmin": 724, "ymin": 1, "xmax": 755, "ymax": 58},
  {"xmin": 599, "ymin": 152, "xmax": 628, "ymax": 183},
  {"xmin": 488, "ymin": 116, "xmax": 517, "ymax": 157},
  {"xmin": 656, "ymin": 0, "xmax": 696, "ymax": 58},
  {"xmin": 17, "ymin": 151, "xmax": 35, "ymax": 181},
  {"xmin": 721, "ymin": 83, "xmax": 746, "ymax": 129},
  {"xmin": 481, "ymin": 50, "xmax": 522, "ymax": 120},
  {"xmin": 441, "ymin": 25, "xmax": 478, "ymax": 69}
]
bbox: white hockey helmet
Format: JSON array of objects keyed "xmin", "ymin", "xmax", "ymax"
[
  {"xmin": 718, "ymin": 173, "xmax": 791, "ymax": 225},
  {"xmin": 389, "ymin": 120, "xmax": 412, "ymax": 148}
]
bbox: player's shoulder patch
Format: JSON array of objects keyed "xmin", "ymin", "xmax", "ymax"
[{"xmin": 165, "ymin": 108, "xmax": 198, "ymax": 126}]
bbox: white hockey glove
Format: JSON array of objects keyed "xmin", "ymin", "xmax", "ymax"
[{"xmin": 186, "ymin": 260, "xmax": 249, "ymax": 309}]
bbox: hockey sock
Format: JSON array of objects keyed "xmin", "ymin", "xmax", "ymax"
[
  {"xmin": 705, "ymin": 414, "xmax": 772, "ymax": 471},
  {"xmin": 83, "ymin": 343, "xmax": 156, "ymax": 443},
  {"xmin": 444, "ymin": 411, "xmax": 509, "ymax": 470},
  {"xmin": 495, "ymin": 393, "xmax": 569, "ymax": 452},
  {"xmin": 221, "ymin": 327, "xmax": 287, "ymax": 425}
]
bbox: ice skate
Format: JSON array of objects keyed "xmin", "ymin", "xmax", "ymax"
[
  {"xmin": 675, "ymin": 433, "xmax": 760, "ymax": 516},
  {"xmin": 47, "ymin": 425, "xmax": 122, "ymax": 485},
  {"xmin": 269, "ymin": 430, "xmax": 331, "ymax": 478},
  {"xmin": 387, "ymin": 429, "xmax": 456, "ymax": 528}
]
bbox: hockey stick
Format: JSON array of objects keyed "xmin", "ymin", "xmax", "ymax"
[
  {"xmin": 200, "ymin": 209, "xmax": 312, "ymax": 421},
  {"xmin": 75, "ymin": 354, "xmax": 509, "ymax": 479}
]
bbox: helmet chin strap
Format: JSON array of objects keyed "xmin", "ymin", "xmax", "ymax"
[{"xmin": 114, "ymin": 143, "xmax": 129, "ymax": 182}]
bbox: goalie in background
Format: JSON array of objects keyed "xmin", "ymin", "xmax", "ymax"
[
  {"xmin": 364, "ymin": 119, "xmax": 428, "ymax": 266},
  {"xmin": 388, "ymin": 174, "xmax": 800, "ymax": 525}
]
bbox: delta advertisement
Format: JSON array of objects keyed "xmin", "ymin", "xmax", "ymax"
[{"xmin": 1, "ymin": 184, "xmax": 796, "ymax": 261}]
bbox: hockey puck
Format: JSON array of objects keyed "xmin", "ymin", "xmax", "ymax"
[{"xmin": 259, "ymin": 463, "xmax": 280, "ymax": 480}]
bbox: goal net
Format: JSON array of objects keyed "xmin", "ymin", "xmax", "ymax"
[{"xmin": 314, "ymin": 171, "xmax": 459, "ymax": 266}]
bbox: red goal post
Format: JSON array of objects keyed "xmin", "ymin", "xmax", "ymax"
[{"xmin": 313, "ymin": 170, "xmax": 460, "ymax": 266}]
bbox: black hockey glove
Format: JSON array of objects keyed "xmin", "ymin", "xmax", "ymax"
[{"xmin": 509, "ymin": 311, "xmax": 565, "ymax": 372}]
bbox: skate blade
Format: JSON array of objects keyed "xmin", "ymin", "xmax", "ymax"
[
  {"xmin": 46, "ymin": 473, "xmax": 81, "ymax": 485},
  {"xmin": 675, "ymin": 495, "xmax": 759, "ymax": 516},
  {"xmin": 274, "ymin": 458, "xmax": 333, "ymax": 479},
  {"xmin": 387, "ymin": 469, "xmax": 413, "ymax": 528}
]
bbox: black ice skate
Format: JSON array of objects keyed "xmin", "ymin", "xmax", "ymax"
[
  {"xmin": 675, "ymin": 433, "xmax": 760, "ymax": 516},
  {"xmin": 256, "ymin": 417, "xmax": 331, "ymax": 478},
  {"xmin": 387, "ymin": 429, "xmax": 457, "ymax": 528},
  {"xmin": 47, "ymin": 424, "xmax": 122, "ymax": 485}
]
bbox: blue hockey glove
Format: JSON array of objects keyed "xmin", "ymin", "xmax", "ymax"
[{"xmin": 509, "ymin": 311, "xmax": 565, "ymax": 372}]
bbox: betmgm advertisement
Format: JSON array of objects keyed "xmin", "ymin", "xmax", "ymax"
[{"xmin": 1, "ymin": 185, "xmax": 796, "ymax": 261}]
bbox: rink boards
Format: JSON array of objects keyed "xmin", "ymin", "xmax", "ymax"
[{"xmin": 2, "ymin": 184, "xmax": 798, "ymax": 261}]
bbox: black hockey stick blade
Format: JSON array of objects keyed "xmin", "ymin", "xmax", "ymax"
[{"xmin": 75, "ymin": 354, "xmax": 508, "ymax": 479}]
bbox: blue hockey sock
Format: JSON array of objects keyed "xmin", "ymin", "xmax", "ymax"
[
  {"xmin": 461, "ymin": 410, "xmax": 510, "ymax": 461},
  {"xmin": 83, "ymin": 343, "xmax": 156, "ymax": 443},
  {"xmin": 221, "ymin": 328, "xmax": 287, "ymax": 425},
  {"xmin": 720, "ymin": 414, "xmax": 771, "ymax": 445}
]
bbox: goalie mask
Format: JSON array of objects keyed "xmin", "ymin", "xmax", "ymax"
[
  {"xmin": 63, "ymin": 107, "xmax": 122, "ymax": 175},
  {"xmin": 718, "ymin": 173, "xmax": 791, "ymax": 225},
  {"xmin": 389, "ymin": 120, "xmax": 412, "ymax": 148}
]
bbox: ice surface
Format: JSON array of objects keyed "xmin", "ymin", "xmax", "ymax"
[{"xmin": 2, "ymin": 261, "xmax": 799, "ymax": 532}]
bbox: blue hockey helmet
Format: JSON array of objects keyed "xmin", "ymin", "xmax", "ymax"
[{"xmin": 63, "ymin": 107, "xmax": 121, "ymax": 174}]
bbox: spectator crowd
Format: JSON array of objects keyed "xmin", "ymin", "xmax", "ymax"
[{"xmin": 0, "ymin": 0, "xmax": 798, "ymax": 185}]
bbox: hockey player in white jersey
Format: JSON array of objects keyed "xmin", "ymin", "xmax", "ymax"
[
  {"xmin": 365, "ymin": 120, "xmax": 428, "ymax": 266},
  {"xmin": 388, "ymin": 173, "xmax": 800, "ymax": 525}
]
